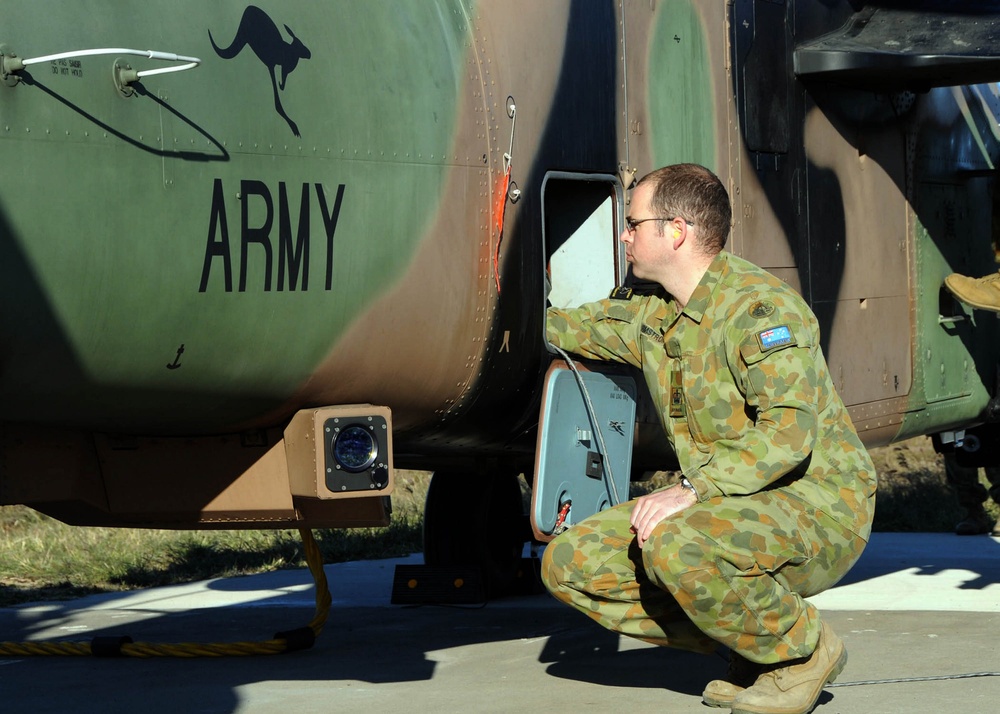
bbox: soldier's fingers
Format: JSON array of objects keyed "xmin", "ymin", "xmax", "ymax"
[
  {"xmin": 629, "ymin": 504, "xmax": 646, "ymax": 543},
  {"xmin": 634, "ymin": 507, "xmax": 660, "ymax": 542},
  {"xmin": 631, "ymin": 505, "xmax": 657, "ymax": 538},
  {"xmin": 629, "ymin": 498, "xmax": 649, "ymax": 530},
  {"xmin": 637, "ymin": 513, "xmax": 665, "ymax": 547}
]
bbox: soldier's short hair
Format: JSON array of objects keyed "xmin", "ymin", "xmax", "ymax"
[{"xmin": 637, "ymin": 164, "xmax": 731, "ymax": 255}]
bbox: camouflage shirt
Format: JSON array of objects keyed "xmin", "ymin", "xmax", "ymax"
[{"xmin": 547, "ymin": 251, "xmax": 876, "ymax": 538}]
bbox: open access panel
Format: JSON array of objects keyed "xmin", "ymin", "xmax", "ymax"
[{"xmin": 531, "ymin": 361, "xmax": 636, "ymax": 542}]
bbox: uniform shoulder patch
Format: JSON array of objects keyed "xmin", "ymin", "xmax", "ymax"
[
  {"xmin": 748, "ymin": 300, "xmax": 775, "ymax": 319},
  {"xmin": 609, "ymin": 286, "xmax": 634, "ymax": 301},
  {"xmin": 756, "ymin": 325, "xmax": 794, "ymax": 352}
]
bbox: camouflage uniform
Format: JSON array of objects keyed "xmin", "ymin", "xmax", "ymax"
[
  {"xmin": 943, "ymin": 455, "xmax": 1000, "ymax": 510},
  {"xmin": 542, "ymin": 251, "xmax": 877, "ymax": 664},
  {"xmin": 942, "ymin": 452, "xmax": 1000, "ymax": 533}
]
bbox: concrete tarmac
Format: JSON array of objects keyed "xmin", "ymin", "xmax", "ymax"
[{"xmin": 1, "ymin": 532, "xmax": 998, "ymax": 713}]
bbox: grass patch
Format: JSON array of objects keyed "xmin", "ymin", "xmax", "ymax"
[
  {"xmin": 2, "ymin": 441, "xmax": 997, "ymax": 607},
  {"xmin": 0, "ymin": 517, "xmax": 425, "ymax": 607},
  {"xmin": 0, "ymin": 471, "xmax": 429, "ymax": 607}
]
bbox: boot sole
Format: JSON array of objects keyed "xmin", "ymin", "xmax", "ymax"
[
  {"xmin": 702, "ymin": 691, "xmax": 740, "ymax": 708},
  {"xmin": 943, "ymin": 277, "xmax": 1000, "ymax": 312},
  {"xmin": 943, "ymin": 290, "xmax": 1000, "ymax": 313}
]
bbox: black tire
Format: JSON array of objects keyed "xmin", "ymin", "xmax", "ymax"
[{"xmin": 422, "ymin": 465, "xmax": 526, "ymax": 598}]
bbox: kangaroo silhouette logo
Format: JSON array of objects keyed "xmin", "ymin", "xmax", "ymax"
[{"xmin": 209, "ymin": 6, "xmax": 311, "ymax": 137}]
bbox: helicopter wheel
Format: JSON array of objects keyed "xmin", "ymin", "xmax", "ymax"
[{"xmin": 422, "ymin": 464, "xmax": 526, "ymax": 598}]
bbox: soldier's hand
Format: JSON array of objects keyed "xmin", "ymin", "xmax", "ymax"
[{"xmin": 629, "ymin": 485, "xmax": 698, "ymax": 547}]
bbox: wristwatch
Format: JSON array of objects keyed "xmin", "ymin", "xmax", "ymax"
[{"xmin": 680, "ymin": 477, "xmax": 697, "ymax": 496}]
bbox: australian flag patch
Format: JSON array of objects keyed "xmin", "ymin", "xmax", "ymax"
[{"xmin": 757, "ymin": 325, "xmax": 794, "ymax": 352}]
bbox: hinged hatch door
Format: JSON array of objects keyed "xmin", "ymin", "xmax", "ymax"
[{"xmin": 531, "ymin": 361, "xmax": 636, "ymax": 542}]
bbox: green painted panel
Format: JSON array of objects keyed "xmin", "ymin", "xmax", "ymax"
[
  {"xmin": 0, "ymin": 1, "xmax": 477, "ymax": 429},
  {"xmin": 647, "ymin": 2, "xmax": 716, "ymax": 171},
  {"xmin": 898, "ymin": 181, "xmax": 998, "ymax": 439}
]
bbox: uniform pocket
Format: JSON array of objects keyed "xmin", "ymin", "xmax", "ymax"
[{"xmin": 682, "ymin": 352, "xmax": 748, "ymax": 449}]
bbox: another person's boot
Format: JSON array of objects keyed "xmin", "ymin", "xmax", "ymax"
[
  {"xmin": 955, "ymin": 505, "xmax": 995, "ymax": 535},
  {"xmin": 944, "ymin": 272, "xmax": 1000, "ymax": 312}
]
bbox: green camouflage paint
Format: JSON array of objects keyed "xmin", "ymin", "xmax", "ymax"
[
  {"xmin": 0, "ymin": 1, "xmax": 474, "ymax": 429},
  {"xmin": 648, "ymin": 2, "xmax": 716, "ymax": 171},
  {"xmin": 899, "ymin": 208, "xmax": 996, "ymax": 440}
]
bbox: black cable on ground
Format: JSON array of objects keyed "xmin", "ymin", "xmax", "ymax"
[{"xmin": 829, "ymin": 671, "xmax": 1000, "ymax": 687}]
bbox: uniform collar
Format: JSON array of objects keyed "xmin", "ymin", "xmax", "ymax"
[{"xmin": 678, "ymin": 251, "xmax": 729, "ymax": 324}]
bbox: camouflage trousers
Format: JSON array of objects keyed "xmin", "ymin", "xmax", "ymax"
[
  {"xmin": 541, "ymin": 489, "xmax": 869, "ymax": 664},
  {"xmin": 943, "ymin": 453, "xmax": 1000, "ymax": 510}
]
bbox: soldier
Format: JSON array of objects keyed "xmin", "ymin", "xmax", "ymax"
[
  {"xmin": 943, "ymin": 452, "xmax": 1000, "ymax": 536},
  {"xmin": 542, "ymin": 164, "xmax": 877, "ymax": 714},
  {"xmin": 942, "ymin": 269, "xmax": 1000, "ymax": 535}
]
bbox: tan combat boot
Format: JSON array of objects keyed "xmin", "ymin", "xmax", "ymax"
[
  {"xmin": 702, "ymin": 651, "xmax": 765, "ymax": 708},
  {"xmin": 730, "ymin": 621, "xmax": 846, "ymax": 714},
  {"xmin": 944, "ymin": 272, "xmax": 1000, "ymax": 312}
]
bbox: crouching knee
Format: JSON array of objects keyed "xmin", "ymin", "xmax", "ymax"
[
  {"xmin": 540, "ymin": 533, "xmax": 578, "ymax": 600},
  {"xmin": 640, "ymin": 520, "xmax": 697, "ymax": 583}
]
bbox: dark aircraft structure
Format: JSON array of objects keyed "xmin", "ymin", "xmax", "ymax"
[{"xmin": 3, "ymin": 1, "xmax": 1000, "ymax": 592}]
